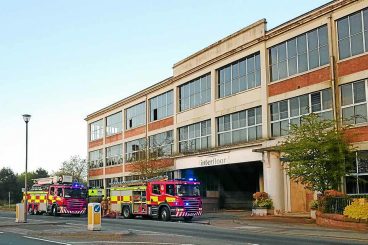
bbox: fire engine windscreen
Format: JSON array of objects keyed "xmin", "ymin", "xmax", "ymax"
[
  {"xmin": 64, "ymin": 188, "xmax": 87, "ymax": 198},
  {"xmin": 176, "ymin": 184, "xmax": 200, "ymax": 197}
]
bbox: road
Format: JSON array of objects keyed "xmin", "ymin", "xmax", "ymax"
[{"xmin": 0, "ymin": 211, "xmax": 367, "ymax": 245}]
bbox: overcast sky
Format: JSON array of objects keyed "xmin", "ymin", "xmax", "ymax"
[{"xmin": 0, "ymin": 0, "xmax": 329, "ymax": 174}]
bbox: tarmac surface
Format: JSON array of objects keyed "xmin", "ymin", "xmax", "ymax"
[{"xmin": 1, "ymin": 210, "xmax": 368, "ymax": 245}]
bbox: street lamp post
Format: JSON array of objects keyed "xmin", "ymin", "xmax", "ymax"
[{"xmin": 22, "ymin": 114, "xmax": 31, "ymax": 223}]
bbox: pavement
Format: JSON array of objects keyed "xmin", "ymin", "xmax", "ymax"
[{"xmin": 1, "ymin": 210, "xmax": 368, "ymax": 245}]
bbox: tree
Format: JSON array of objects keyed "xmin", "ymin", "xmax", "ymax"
[
  {"xmin": 54, "ymin": 155, "xmax": 87, "ymax": 184},
  {"xmin": 0, "ymin": 168, "xmax": 18, "ymax": 202},
  {"xmin": 34, "ymin": 168, "xmax": 49, "ymax": 178},
  {"xmin": 126, "ymin": 139, "xmax": 173, "ymax": 180},
  {"xmin": 277, "ymin": 113, "xmax": 355, "ymax": 192}
]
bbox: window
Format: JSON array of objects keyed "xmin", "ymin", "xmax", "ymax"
[
  {"xmin": 341, "ymin": 80, "xmax": 368, "ymax": 125},
  {"xmin": 337, "ymin": 9, "xmax": 368, "ymax": 60},
  {"xmin": 150, "ymin": 90, "xmax": 173, "ymax": 121},
  {"xmin": 149, "ymin": 130, "xmax": 173, "ymax": 158},
  {"xmin": 269, "ymin": 25, "xmax": 329, "ymax": 82},
  {"xmin": 152, "ymin": 184, "xmax": 160, "ymax": 195},
  {"xmin": 270, "ymin": 88, "xmax": 333, "ymax": 137},
  {"xmin": 346, "ymin": 151, "xmax": 368, "ymax": 194},
  {"xmin": 125, "ymin": 138, "xmax": 146, "ymax": 162},
  {"xmin": 166, "ymin": 184, "xmax": 175, "ymax": 195},
  {"xmin": 126, "ymin": 102, "xmax": 146, "ymax": 130},
  {"xmin": 89, "ymin": 179, "xmax": 103, "ymax": 188},
  {"xmin": 125, "ymin": 175, "xmax": 141, "ymax": 181},
  {"xmin": 57, "ymin": 188, "xmax": 63, "ymax": 197},
  {"xmin": 88, "ymin": 149, "xmax": 103, "ymax": 169},
  {"xmin": 179, "ymin": 73, "xmax": 211, "ymax": 111},
  {"xmin": 90, "ymin": 119, "xmax": 103, "ymax": 141},
  {"xmin": 50, "ymin": 187, "xmax": 55, "ymax": 195},
  {"xmin": 106, "ymin": 144, "xmax": 123, "ymax": 166},
  {"xmin": 217, "ymin": 106, "xmax": 262, "ymax": 146},
  {"xmin": 178, "ymin": 120, "xmax": 211, "ymax": 153},
  {"xmin": 106, "ymin": 112, "xmax": 122, "ymax": 136},
  {"xmin": 218, "ymin": 53, "xmax": 261, "ymax": 98}
]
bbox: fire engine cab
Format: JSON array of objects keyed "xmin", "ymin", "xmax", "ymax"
[
  {"xmin": 110, "ymin": 177, "xmax": 202, "ymax": 221},
  {"xmin": 25, "ymin": 175, "xmax": 87, "ymax": 216}
]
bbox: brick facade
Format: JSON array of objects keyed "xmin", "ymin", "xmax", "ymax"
[
  {"xmin": 338, "ymin": 54, "xmax": 368, "ymax": 77},
  {"xmin": 268, "ymin": 67, "xmax": 330, "ymax": 97},
  {"xmin": 148, "ymin": 117, "xmax": 174, "ymax": 132},
  {"xmin": 89, "ymin": 168, "xmax": 103, "ymax": 177},
  {"xmin": 345, "ymin": 125, "xmax": 368, "ymax": 143},
  {"xmin": 88, "ymin": 138, "xmax": 103, "ymax": 149},
  {"xmin": 105, "ymin": 133, "xmax": 123, "ymax": 144},
  {"xmin": 124, "ymin": 126, "xmax": 146, "ymax": 139},
  {"xmin": 105, "ymin": 165, "xmax": 123, "ymax": 175}
]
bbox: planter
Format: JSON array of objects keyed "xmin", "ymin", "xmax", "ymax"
[
  {"xmin": 310, "ymin": 209, "xmax": 317, "ymax": 220},
  {"xmin": 252, "ymin": 208, "xmax": 270, "ymax": 216}
]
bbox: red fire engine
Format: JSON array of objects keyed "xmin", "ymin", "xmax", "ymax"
[
  {"xmin": 25, "ymin": 175, "xmax": 88, "ymax": 216},
  {"xmin": 110, "ymin": 177, "xmax": 202, "ymax": 221}
]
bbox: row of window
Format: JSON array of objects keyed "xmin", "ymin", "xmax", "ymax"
[
  {"xmin": 91, "ymin": 78, "xmax": 368, "ymax": 165},
  {"xmin": 90, "ymin": 79, "xmax": 368, "ymax": 167},
  {"xmin": 90, "ymin": 8, "xmax": 368, "ymax": 142}
]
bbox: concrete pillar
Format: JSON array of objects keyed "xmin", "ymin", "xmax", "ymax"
[{"xmin": 263, "ymin": 151, "xmax": 285, "ymax": 214}]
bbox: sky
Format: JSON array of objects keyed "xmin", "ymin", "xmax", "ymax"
[{"xmin": 0, "ymin": 0, "xmax": 330, "ymax": 174}]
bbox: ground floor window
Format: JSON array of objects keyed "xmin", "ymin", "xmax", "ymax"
[
  {"xmin": 346, "ymin": 151, "xmax": 368, "ymax": 194},
  {"xmin": 89, "ymin": 179, "xmax": 103, "ymax": 188}
]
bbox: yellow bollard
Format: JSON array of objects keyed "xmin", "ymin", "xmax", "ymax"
[
  {"xmin": 88, "ymin": 203, "xmax": 101, "ymax": 231},
  {"xmin": 15, "ymin": 203, "xmax": 25, "ymax": 223}
]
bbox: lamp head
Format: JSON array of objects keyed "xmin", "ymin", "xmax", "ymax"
[{"xmin": 22, "ymin": 114, "xmax": 31, "ymax": 123}]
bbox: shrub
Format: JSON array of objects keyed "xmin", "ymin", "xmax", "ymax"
[
  {"xmin": 310, "ymin": 200, "xmax": 319, "ymax": 210},
  {"xmin": 252, "ymin": 192, "xmax": 273, "ymax": 209},
  {"xmin": 343, "ymin": 198, "xmax": 368, "ymax": 220}
]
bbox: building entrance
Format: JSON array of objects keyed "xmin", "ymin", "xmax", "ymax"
[{"xmin": 182, "ymin": 161, "xmax": 262, "ymax": 210}]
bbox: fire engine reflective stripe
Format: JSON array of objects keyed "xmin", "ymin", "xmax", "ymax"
[
  {"xmin": 123, "ymin": 196, "xmax": 130, "ymax": 202},
  {"xmin": 111, "ymin": 196, "xmax": 118, "ymax": 202},
  {"xmin": 151, "ymin": 196, "xmax": 158, "ymax": 202},
  {"xmin": 166, "ymin": 197, "xmax": 176, "ymax": 202},
  {"xmin": 110, "ymin": 201, "xmax": 118, "ymax": 204},
  {"xmin": 56, "ymin": 197, "xmax": 62, "ymax": 201}
]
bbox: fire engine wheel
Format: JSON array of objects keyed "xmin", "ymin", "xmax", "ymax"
[
  {"xmin": 122, "ymin": 206, "xmax": 133, "ymax": 219},
  {"xmin": 160, "ymin": 207, "xmax": 171, "ymax": 222}
]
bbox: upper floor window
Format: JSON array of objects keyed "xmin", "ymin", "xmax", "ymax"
[
  {"xmin": 269, "ymin": 25, "xmax": 329, "ymax": 82},
  {"xmin": 88, "ymin": 149, "xmax": 103, "ymax": 169},
  {"xmin": 106, "ymin": 144, "xmax": 123, "ymax": 166},
  {"xmin": 178, "ymin": 120, "xmax": 211, "ymax": 153},
  {"xmin": 217, "ymin": 106, "xmax": 262, "ymax": 146},
  {"xmin": 106, "ymin": 112, "xmax": 122, "ymax": 136},
  {"xmin": 218, "ymin": 53, "xmax": 261, "ymax": 98},
  {"xmin": 341, "ymin": 80, "xmax": 367, "ymax": 125},
  {"xmin": 126, "ymin": 102, "xmax": 146, "ymax": 130},
  {"xmin": 90, "ymin": 119, "xmax": 103, "ymax": 141},
  {"xmin": 337, "ymin": 9, "xmax": 368, "ymax": 60},
  {"xmin": 149, "ymin": 130, "xmax": 173, "ymax": 158},
  {"xmin": 149, "ymin": 90, "xmax": 173, "ymax": 122},
  {"xmin": 179, "ymin": 74, "xmax": 211, "ymax": 111},
  {"xmin": 270, "ymin": 88, "xmax": 333, "ymax": 137},
  {"xmin": 125, "ymin": 138, "xmax": 146, "ymax": 162}
]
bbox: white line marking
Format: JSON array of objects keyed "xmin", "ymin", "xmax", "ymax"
[
  {"xmin": 23, "ymin": 236, "xmax": 71, "ymax": 245},
  {"xmin": 71, "ymin": 242, "xmax": 188, "ymax": 244},
  {"xmin": 0, "ymin": 232, "xmax": 4, "ymax": 234},
  {"xmin": 234, "ymin": 226, "xmax": 262, "ymax": 229}
]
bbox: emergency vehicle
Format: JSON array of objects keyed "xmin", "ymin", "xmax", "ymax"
[
  {"xmin": 25, "ymin": 175, "xmax": 88, "ymax": 216},
  {"xmin": 110, "ymin": 177, "xmax": 202, "ymax": 221}
]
